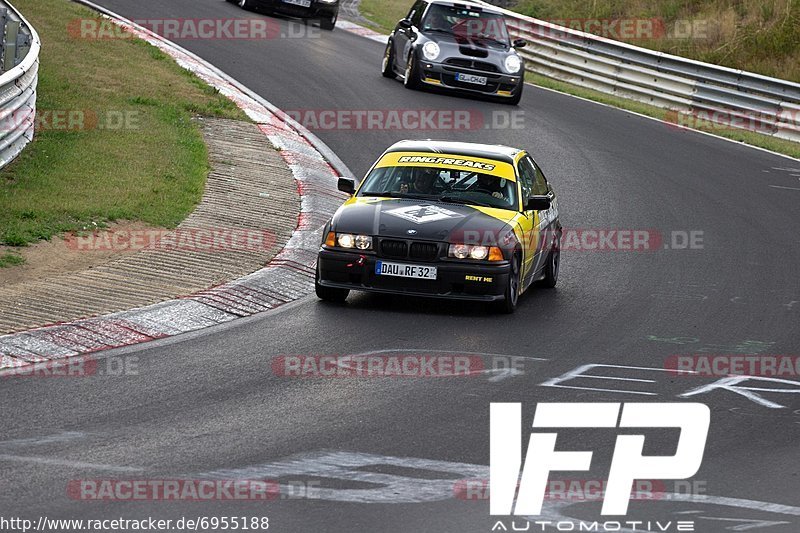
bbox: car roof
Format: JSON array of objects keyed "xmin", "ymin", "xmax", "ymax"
[
  {"xmin": 422, "ymin": 0, "xmax": 504, "ymax": 16},
  {"xmin": 384, "ymin": 140, "xmax": 524, "ymax": 164}
]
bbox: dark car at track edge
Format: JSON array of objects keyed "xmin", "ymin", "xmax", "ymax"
[{"xmin": 230, "ymin": 0, "xmax": 340, "ymax": 31}]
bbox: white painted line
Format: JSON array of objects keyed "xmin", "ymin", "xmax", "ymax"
[
  {"xmin": 543, "ymin": 384, "xmax": 659, "ymax": 395},
  {"xmin": 769, "ymin": 185, "xmax": 800, "ymax": 191}
]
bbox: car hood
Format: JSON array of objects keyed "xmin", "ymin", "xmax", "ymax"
[
  {"xmin": 425, "ymin": 31, "xmax": 511, "ymax": 53},
  {"xmin": 331, "ymin": 197, "xmax": 518, "ymax": 244}
]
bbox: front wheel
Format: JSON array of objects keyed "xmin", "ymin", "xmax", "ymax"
[
  {"xmin": 497, "ymin": 255, "xmax": 520, "ymax": 314},
  {"xmin": 381, "ymin": 40, "xmax": 396, "ymax": 78},
  {"xmin": 315, "ymin": 263, "xmax": 349, "ymax": 303},
  {"xmin": 403, "ymin": 53, "xmax": 421, "ymax": 90}
]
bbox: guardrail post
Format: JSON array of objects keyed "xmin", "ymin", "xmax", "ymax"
[
  {"xmin": 0, "ymin": 8, "xmax": 7, "ymax": 72},
  {"xmin": 3, "ymin": 19, "xmax": 19, "ymax": 72},
  {"xmin": 15, "ymin": 26, "xmax": 30, "ymax": 65}
]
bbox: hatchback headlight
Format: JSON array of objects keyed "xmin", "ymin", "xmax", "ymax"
[
  {"xmin": 422, "ymin": 41, "xmax": 441, "ymax": 61},
  {"xmin": 504, "ymin": 54, "xmax": 522, "ymax": 73}
]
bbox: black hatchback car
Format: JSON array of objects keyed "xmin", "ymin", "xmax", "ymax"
[
  {"xmin": 382, "ymin": 0, "xmax": 526, "ymax": 104},
  {"xmin": 231, "ymin": 0, "xmax": 340, "ymax": 31}
]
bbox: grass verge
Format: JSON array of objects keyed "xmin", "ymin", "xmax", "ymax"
[{"xmin": 0, "ymin": 0, "xmax": 248, "ymax": 247}]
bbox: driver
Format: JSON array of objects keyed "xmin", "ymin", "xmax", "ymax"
[
  {"xmin": 400, "ymin": 168, "xmax": 438, "ymax": 194},
  {"xmin": 470, "ymin": 174, "xmax": 506, "ymax": 199},
  {"xmin": 425, "ymin": 10, "xmax": 449, "ymax": 31}
]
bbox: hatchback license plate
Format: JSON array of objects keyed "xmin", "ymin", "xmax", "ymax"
[
  {"xmin": 375, "ymin": 261, "xmax": 437, "ymax": 280},
  {"xmin": 456, "ymin": 73, "xmax": 488, "ymax": 85}
]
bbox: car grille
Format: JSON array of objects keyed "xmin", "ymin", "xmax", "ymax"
[
  {"xmin": 444, "ymin": 58, "xmax": 499, "ymax": 73},
  {"xmin": 410, "ymin": 242, "xmax": 438, "ymax": 261},
  {"xmin": 379, "ymin": 239, "xmax": 440, "ymax": 261},
  {"xmin": 380, "ymin": 240, "xmax": 408, "ymax": 258}
]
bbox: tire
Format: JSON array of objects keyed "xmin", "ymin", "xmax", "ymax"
[
  {"xmin": 497, "ymin": 255, "xmax": 521, "ymax": 314},
  {"xmin": 403, "ymin": 52, "xmax": 421, "ymax": 90},
  {"xmin": 381, "ymin": 40, "xmax": 396, "ymax": 79},
  {"xmin": 315, "ymin": 263, "xmax": 349, "ymax": 303},
  {"xmin": 320, "ymin": 10, "xmax": 338, "ymax": 31},
  {"xmin": 537, "ymin": 248, "xmax": 560, "ymax": 288}
]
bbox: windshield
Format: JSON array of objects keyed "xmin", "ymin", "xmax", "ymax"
[
  {"xmin": 358, "ymin": 165, "xmax": 518, "ymax": 210},
  {"xmin": 421, "ymin": 4, "xmax": 510, "ymax": 44}
]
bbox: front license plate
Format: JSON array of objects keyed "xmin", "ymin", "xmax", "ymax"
[
  {"xmin": 375, "ymin": 261, "xmax": 437, "ymax": 280},
  {"xmin": 456, "ymin": 73, "xmax": 488, "ymax": 85},
  {"xmin": 283, "ymin": 0, "xmax": 312, "ymax": 7}
]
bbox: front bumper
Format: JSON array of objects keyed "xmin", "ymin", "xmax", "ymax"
[
  {"xmin": 317, "ymin": 249, "xmax": 511, "ymax": 301},
  {"xmin": 250, "ymin": 0, "xmax": 338, "ymax": 18},
  {"xmin": 417, "ymin": 60, "xmax": 522, "ymax": 97}
]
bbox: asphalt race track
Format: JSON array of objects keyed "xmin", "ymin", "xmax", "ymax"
[{"xmin": 2, "ymin": 1, "xmax": 799, "ymax": 531}]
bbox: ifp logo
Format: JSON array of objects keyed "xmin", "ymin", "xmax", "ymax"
[{"xmin": 490, "ymin": 403, "xmax": 710, "ymax": 516}]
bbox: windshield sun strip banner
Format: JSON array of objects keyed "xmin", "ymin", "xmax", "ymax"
[{"xmin": 375, "ymin": 152, "xmax": 517, "ymax": 181}]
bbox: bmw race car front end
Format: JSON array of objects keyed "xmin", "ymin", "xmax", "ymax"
[{"xmin": 317, "ymin": 232, "xmax": 513, "ymax": 302}]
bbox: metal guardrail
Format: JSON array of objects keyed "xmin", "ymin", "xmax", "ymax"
[
  {"xmin": 0, "ymin": 0, "xmax": 39, "ymax": 170},
  {"xmin": 476, "ymin": 1, "xmax": 800, "ymax": 143}
]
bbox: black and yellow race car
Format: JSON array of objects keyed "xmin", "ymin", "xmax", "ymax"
[{"xmin": 315, "ymin": 140, "xmax": 561, "ymax": 313}]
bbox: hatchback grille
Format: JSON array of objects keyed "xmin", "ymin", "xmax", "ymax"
[{"xmin": 445, "ymin": 58, "xmax": 499, "ymax": 73}]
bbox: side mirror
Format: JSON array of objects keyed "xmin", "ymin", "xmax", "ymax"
[
  {"xmin": 398, "ymin": 18, "xmax": 412, "ymax": 29},
  {"xmin": 525, "ymin": 196, "xmax": 551, "ymax": 211},
  {"xmin": 337, "ymin": 177, "xmax": 356, "ymax": 195},
  {"xmin": 513, "ymin": 38, "xmax": 527, "ymax": 48}
]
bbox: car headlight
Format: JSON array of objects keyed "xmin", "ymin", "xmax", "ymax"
[
  {"xmin": 355, "ymin": 235, "xmax": 372, "ymax": 250},
  {"xmin": 327, "ymin": 232, "xmax": 373, "ymax": 250},
  {"xmin": 504, "ymin": 54, "xmax": 522, "ymax": 74},
  {"xmin": 422, "ymin": 41, "xmax": 440, "ymax": 61},
  {"xmin": 449, "ymin": 244, "xmax": 504, "ymax": 261}
]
